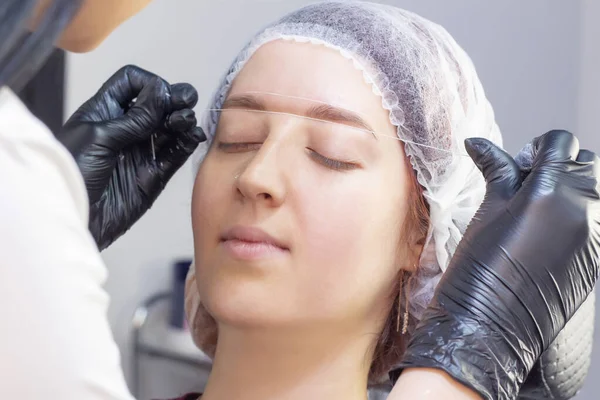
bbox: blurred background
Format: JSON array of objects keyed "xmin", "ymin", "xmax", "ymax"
[{"xmin": 20, "ymin": 0, "xmax": 599, "ymax": 398}]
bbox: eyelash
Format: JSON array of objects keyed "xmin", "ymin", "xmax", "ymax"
[
  {"xmin": 217, "ymin": 141, "xmax": 359, "ymax": 172},
  {"xmin": 307, "ymin": 149, "xmax": 358, "ymax": 171}
]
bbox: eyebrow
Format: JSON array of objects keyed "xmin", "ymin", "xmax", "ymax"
[
  {"xmin": 222, "ymin": 95, "xmax": 266, "ymax": 111},
  {"xmin": 222, "ymin": 94, "xmax": 376, "ymax": 137}
]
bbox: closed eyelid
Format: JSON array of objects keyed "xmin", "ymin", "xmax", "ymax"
[
  {"xmin": 312, "ymin": 156, "xmax": 358, "ymax": 170},
  {"xmin": 214, "ymin": 105, "xmax": 381, "ymax": 163}
]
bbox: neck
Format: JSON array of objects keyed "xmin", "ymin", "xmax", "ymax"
[{"xmin": 201, "ymin": 324, "xmax": 372, "ymax": 400}]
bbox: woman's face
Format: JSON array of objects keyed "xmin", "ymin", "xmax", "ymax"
[{"xmin": 192, "ymin": 40, "xmax": 416, "ymax": 335}]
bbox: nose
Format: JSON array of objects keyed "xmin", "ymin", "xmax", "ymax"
[{"xmin": 235, "ymin": 140, "xmax": 286, "ymax": 208}]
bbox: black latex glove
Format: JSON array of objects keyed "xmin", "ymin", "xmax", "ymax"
[
  {"xmin": 398, "ymin": 130, "xmax": 600, "ymax": 400},
  {"xmin": 56, "ymin": 65, "xmax": 206, "ymax": 250}
]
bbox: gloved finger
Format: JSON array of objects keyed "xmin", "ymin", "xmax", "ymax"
[
  {"xmin": 105, "ymin": 77, "xmax": 171, "ymax": 147},
  {"xmin": 153, "ymin": 131, "xmax": 171, "ymax": 150},
  {"xmin": 122, "ymin": 88, "xmax": 196, "ymax": 150},
  {"xmin": 465, "ymin": 137, "xmax": 521, "ymax": 197},
  {"xmin": 576, "ymin": 149, "xmax": 600, "ymax": 198},
  {"xmin": 156, "ymin": 127, "xmax": 206, "ymax": 181},
  {"xmin": 531, "ymin": 129, "xmax": 580, "ymax": 165},
  {"xmin": 152, "ymin": 109, "xmax": 198, "ymax": 150},
  {"xmin": 98, "ymin": 65, "xmax": 165, "ymax": 110},
  {"xmin": 171, "ymin": 83, "xmax": 199, "ymax": 110},
  {"xmin": 576, "ymin": 149, "xmax": 597, "ymax": 163},
  {"xmin": 166, "ymin": 108, "xmax": 197, "ymax": 132}
]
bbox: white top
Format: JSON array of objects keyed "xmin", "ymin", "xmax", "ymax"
[{"xmin": 0, "ymin": 88, "xmax": 133, "ymax": 400}]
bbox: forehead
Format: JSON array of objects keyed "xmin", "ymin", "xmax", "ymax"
[
  {"xmin": 230, "ymin": 41, "xmax": 382, "ymax": 117},
  {"xmin": 229, "ymin": 40, "xmax": 397, "ymax": 139}
]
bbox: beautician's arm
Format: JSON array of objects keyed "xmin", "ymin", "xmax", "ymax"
[
  {"xmin": 0, "ymin": 89, "xmax": 133, "ymax": 399},
  {"xmin": 0, "ymin": 65, "xmax": 202, "ymax": 399}
]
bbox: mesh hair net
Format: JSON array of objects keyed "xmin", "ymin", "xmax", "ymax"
[{"xmin": 186, "ymin": 0, "xmax": 502, "ymax": 362}]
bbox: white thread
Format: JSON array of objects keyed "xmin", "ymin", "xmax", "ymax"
[
  {"xmin": 150, "ymin": 134, "xmax": 156, "ymax": 161},
  {"xmin": 205, "ymin": 107, "xmax": 468, "ymax": 156},
  {"xmin": 240, "ymin": 90, "xmax": 370, "ymax": 118}
]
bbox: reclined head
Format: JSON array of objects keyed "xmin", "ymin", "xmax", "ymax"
[{"xmin": 186, "ymin": 0, "xmax": 502, "ymax": 383}]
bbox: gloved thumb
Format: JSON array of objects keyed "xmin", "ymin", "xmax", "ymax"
[
  {"xmin": 465, "ymin": 137, "xmax": 521, "ymax": 198},
  {"xmin": 104, "ymin": 76, "xmax": 171, "ymax": 148}
]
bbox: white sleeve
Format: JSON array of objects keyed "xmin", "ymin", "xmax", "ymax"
[{"xmin": 0, "ymin": 88, "xmax": 135, "ymax": 400}]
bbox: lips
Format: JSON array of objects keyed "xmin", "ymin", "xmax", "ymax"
[{"xmin": 220, "ymin": 225, "xmax": 289, "ymax": 260}]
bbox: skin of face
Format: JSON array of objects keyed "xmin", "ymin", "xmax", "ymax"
[
  {"xmin": 32, "ymin": 0, "xmax": 153, "ymax": 52},
  {"xmin": 192, "ymin": 40, "xmax": 420, "ymax": 353}
]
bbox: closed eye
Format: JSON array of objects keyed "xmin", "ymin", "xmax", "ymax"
[
  {"xmin": 217, "ymin": 142, "xmax": 359, "ymax": 171},
  {"xmin": 307, "ymin": 149, "xmax": 360, "ymax": 171}
]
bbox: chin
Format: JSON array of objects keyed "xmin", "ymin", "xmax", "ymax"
[{"xmin": 199, "ymin": 268, "xmax": 297, "ymax": 328}]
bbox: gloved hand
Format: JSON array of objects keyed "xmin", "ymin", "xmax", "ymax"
[
  {"xmin": 515, "ymin": 139, "xmax": 595, "ymax": 400},
  {"xmin": 398, "ymin": 130, "xmax": 600, "ymax": 400},
  {"xmin": 56, "ymin": 65, "xmax": 206, "ymax": 250}
]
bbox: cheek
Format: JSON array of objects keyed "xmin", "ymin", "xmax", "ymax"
[
  {"xmin": 291, "ymin": 171, "xmax": 406, "ymax": 314},
  {"xmin": 191, "ymin": 153, "xmax": 236, "ymax": 311},
  {"xmin": 299, "ymin": 188, "xmax": 368, "ymax": 260},
  {"xmin": 294, "ymin": 167, "xmax": 407, "ymax": 262},
  {"xmin": 191, "ymin": 153, "xmax": 231, "ymax": 245}
]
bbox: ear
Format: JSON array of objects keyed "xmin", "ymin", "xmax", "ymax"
[
  {"xmin": 395, "ymin": 237, "xmax": 424, "ymax": 275},
  {"xmin": 407, "ymin": 240, "xmax": 424, "ymax": 274},
  {"xmin": 403, "ymin": 214, "xmax": 426, "ymax": 274}
]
